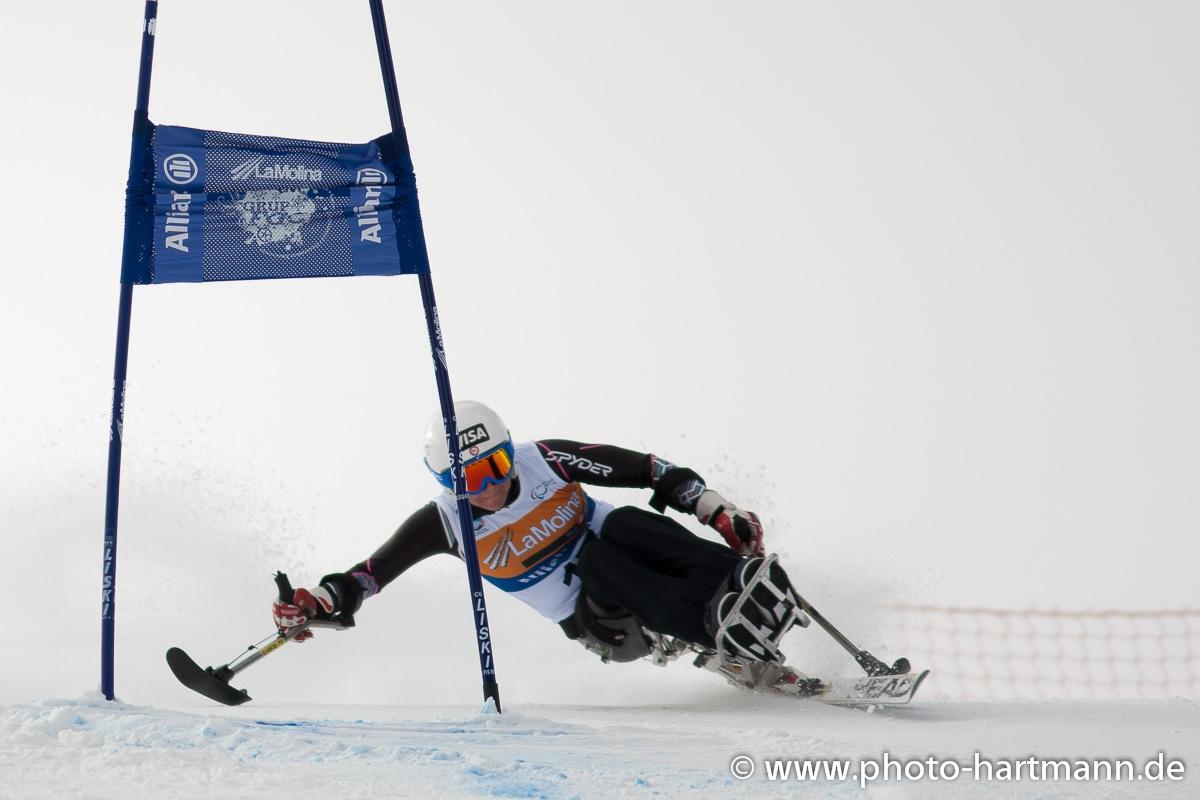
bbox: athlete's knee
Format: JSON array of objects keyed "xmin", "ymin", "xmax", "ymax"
[
  {"xmin": 598, "ymin": 505, "xmax": 648, "ymax": 537},
  {"xmin": 559, "ymin": 593, "xmax": 652, "ymax": 664}
]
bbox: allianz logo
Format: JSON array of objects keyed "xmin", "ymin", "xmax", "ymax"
[
  {"xmin": 353, "ymin": 167, "xmax": 389, "ymax": 244},
  {"xmin": 164, "ymin": 191, "xmax": 192, "ymax": 253},
  {"xmin": 230, "ymin": 155, "xmax": 323, "ymax": 183}
]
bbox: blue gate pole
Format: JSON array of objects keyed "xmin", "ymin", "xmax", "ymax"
[
  {"xmin": 367, "ymin": 0, "xmax": 502, "ymax": 712},
  {"xmin": 102, "ymin": 0, "xmax": 159, "ymax": 701}
]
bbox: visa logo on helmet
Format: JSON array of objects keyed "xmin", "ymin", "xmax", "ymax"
[{"xmin": 459, "ymin": 424, "xmax": 490, "ymax": 449}]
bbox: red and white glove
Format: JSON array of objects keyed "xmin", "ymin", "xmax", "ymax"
[
  {"xmin": 695, "ymin": 490, "xmax": 765, "ymax": 557},
  {"xmin": 272, "ymin": 586, "xmax": 336, "ymax": 643}
]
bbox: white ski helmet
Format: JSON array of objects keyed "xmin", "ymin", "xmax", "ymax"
[{"xmin": 423, "ymin": 400, "xmax": 514, "ymax": 488}]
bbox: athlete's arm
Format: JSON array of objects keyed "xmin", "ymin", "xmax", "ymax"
[
  {"xmin": 337, "ymin": 502, "xmax": 457, "ymax": 599},
  {"xmin": 321, "ymin": 504, "xmax": 457, "ymax": 613},
  {"xmin": 534, "ymin": 440, "xmax": 652, "ymax": 487},
  {"xmin": 534, "ymin": 439, "xmax": 706, "ymax": 513},
  {"xmin": 272, "ymin": 503, "xmax": 455, "ymax": 636},
  {"xmin": 533, "ymin": 438, "xmax": 763, "ymax": 555}
]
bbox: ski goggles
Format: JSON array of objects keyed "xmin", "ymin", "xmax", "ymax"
[{"xmin": 431, "ymin": 441, "xmax": 516, "ymax": 495}]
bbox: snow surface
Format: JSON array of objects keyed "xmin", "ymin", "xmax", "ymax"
[{"xmin": 2, "ymin": 690, "xmax": 1195, "ymax": 799}]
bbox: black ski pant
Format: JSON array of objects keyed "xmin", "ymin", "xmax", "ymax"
[{"xmin": 576, "ymin": 506, "xmax": 741, "ymax": 648}]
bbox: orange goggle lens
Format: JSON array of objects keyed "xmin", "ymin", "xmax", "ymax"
[
  {"xmin": 454, "ymin": 445, "xmax": 514, "ymax": 494},
  {"xmin": 432, "ymin": 443, "xmax": 515, "ymax": 494},
  {"xmin": 464, "ymin": 448, "xmax": 513, "ymax": 493}
]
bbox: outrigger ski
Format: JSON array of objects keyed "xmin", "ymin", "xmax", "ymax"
[
  {"xmin": 166, "ymin": 617, "xmax": 354, "ymax": 706},
  {"xmin": 166, "ymin": 646, "xmax": 255, "ymax": 706},
  {"xmin": 167, "ymin": 572, "xmax": 354, "ymax": 706}
]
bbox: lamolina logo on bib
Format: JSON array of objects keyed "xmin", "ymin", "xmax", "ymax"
[
  {"xmin": 230, "ymin": 155, "xmax": 323, "ymax": 183},
  {"xmin": 482, "ymin": 491, "xmax": 584, "ymax": 572}
]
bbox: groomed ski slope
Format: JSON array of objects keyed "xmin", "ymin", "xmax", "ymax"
[{"xmin": 2, "ymin": 691, "xmax": 1194, "ymax": 799}]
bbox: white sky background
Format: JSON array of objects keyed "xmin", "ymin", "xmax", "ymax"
[{"xmin": 0, "ymin": 1, "xmax": 1196, "ymax": 707}]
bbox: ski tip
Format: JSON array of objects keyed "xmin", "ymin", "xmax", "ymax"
[
  {"xmin": 881, "ymin": 668, "xmax": 930, "ymax": 706},
  {"xmin": 165, "ymin": 646, "xmax": 197, "ymax": 672},
  {"xmin": 816, "ymin": 668, "xmax": 932, "ymax": 707}
]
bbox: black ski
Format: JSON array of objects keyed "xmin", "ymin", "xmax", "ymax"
[
  {"xmin": 165, "ymin": 646, "xmax": 255, "ymax": 706},
  {"xmin": 165, "ymin": 572, "xmax": 355, "ymax": 706}
]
